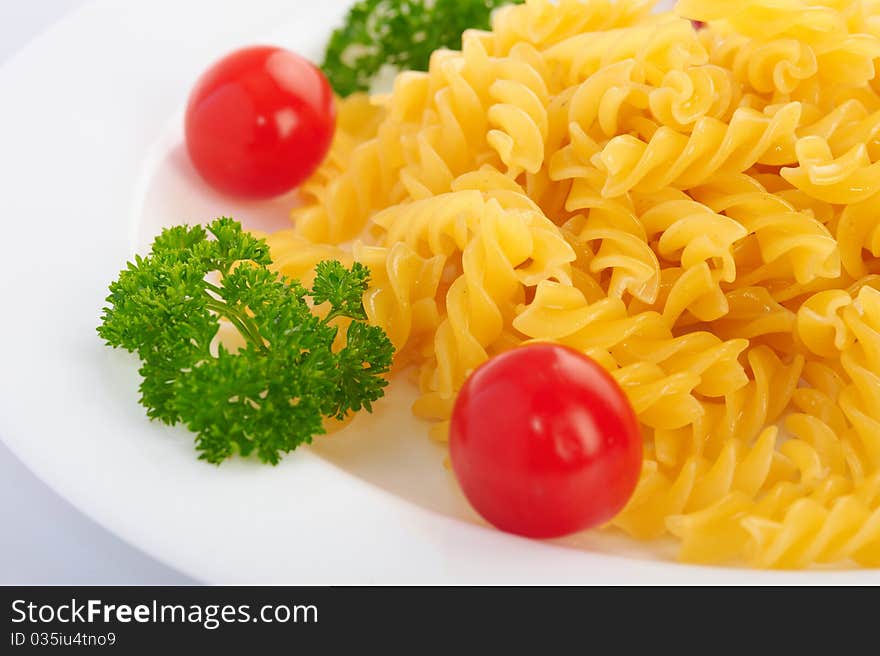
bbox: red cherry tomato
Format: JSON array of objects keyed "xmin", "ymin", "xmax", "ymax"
[
  {"xmin": 185, "ymin": 46, "xmax": 335, "ymax": 199},
  {"xmin": 450, "ymin": 343, "xmax": 642, "ymax": 539}
]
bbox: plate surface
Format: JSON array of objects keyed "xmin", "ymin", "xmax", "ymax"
[{"xmin": 0, "ymin": 0, "xmax": 873, "ymax": 583}]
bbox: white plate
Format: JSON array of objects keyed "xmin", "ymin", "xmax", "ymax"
[{"xmin": 0, "ymin": 0, "xmax": 873, "ymax": 584}]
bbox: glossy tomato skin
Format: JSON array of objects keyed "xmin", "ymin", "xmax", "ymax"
[
  {"xmin": 449, "ymin": 344, "xmax": 642, "ymax": 539},
  {"xmin": 185, "ymin": 46, "xmax": 335, "ymax": 199}
]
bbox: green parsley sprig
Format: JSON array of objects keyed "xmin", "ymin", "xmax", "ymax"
[
  {"xmin": 98, "ymin": 218, "xmax": 394, "ymax": 465},
  {"xmin": 322, "ymin": 0, "xmax": 524, "ymax": 97}
]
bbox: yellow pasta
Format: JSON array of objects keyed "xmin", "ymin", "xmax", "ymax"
[
  {"xmin": 595, "ymin": 103, "xmax": 803, "ymax": 196},
  {"xmin": 269, "ymin": 0, "xmax": 880, "ymax": 568}
]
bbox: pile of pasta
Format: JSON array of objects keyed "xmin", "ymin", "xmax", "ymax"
[{"xmin": 267, "ymin": 0, "xmax": 880, "ymax": 568}]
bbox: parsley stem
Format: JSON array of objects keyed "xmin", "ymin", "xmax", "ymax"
[
  {"xmin": 202, "ymin": 282, "xmax": 264, "ymax": 348},
  {"xmin": 234, "ymin": 310, "xmax": 265, "ymax": 349},
  {"xmin": 324, "ymin": 308, "xmax": 345, "ymax": 324},
  {"xmin": 204, "ymin": 281, "xmax": 224, "ymax": 297},
  {"xmin": 324, "ymin": 307, "xmax": 367, "ymax": 324},
  {"xmin": 205, "ymin": 298, "xmax": 265, "ymax": 350}
]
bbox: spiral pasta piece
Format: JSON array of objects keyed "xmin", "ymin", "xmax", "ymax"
[
  {"xmin": 648, "ymin": 64, "xmax": 741, "ymax": 129},
  {"xmin": 513, "ymin": 281, "xmax": 751, "ymax": 430},
  {"xmin": 796, "ymin": 289, "xmax": 855, "ymax": 356},
  {"xmin": 353, "ymin": 241, "xmax": 445, "ymax": 356},
  {"xmin": 708, "ymin": 31, "xmax": 820, "ymax": 96},
  {"xmin": 619, "ymin": 426, "xmax": 805, "ymax": 541},
  {"xmin": 563, "ymin": 202, "xmax": 661, "ymax": 304},
  {"xmin": 680, "ymin": 0, "xmax": 880, "ymax": 92},
  {"xmin": 486, "ymin": 44, "xmax": 550, "ymax": 176},
  {"xmin": 594, "ymin": 103, "xmax": 803, "ymax": 196},
  {"xmin": 544, "ymin": 17, "xmax": 709, "ymax": 88},
  {"xmin": 489, "ymin": 0, "xmax": 656, "ymax": 56},
  {"xmin": 741, "ymin": 473, "xmax": 880, "ymax": 568},
  {"xmin": 837, "ymin": 192, "xmax": 880, "ymax": 279},
  {"xmin": 374, "ymin": 189, "xmax": 574, "ymax": 404},
  {"xmin": 678, "ymin": 0, "xmax": 849, "ymax": 41},
  {"xmin": 665, "ymin": 475, "xmax": 855, "ymax": 565},
  {"xmin": 635, "ymin": 191, "xmax": 747, "ymax": 283},
  {"xmin": 781, "ymin": 136, "xmax": 880, "ymax": 203},
  {"xmin": 690, "ymin": 174, "xmax": 840, "ymax": 284},
  {"xmin": 838, "ymin": 286, "xmax": 880, "ymax": 471},
  {"xmin": 564, "ymin": 59, "xmax": 741, "ymax": 139}
]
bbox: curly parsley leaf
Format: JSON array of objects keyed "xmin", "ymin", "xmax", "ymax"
[
  {"xmin": 322, "ymin": 0, "xmax": 524, "ymax": 97},
  {"xmin": 311, "ymin": 260, "xmax": 371, "ymax": 321},
  {"xmin": 98, "ymin": 217, "xmax": 394, "ymax": 465}
]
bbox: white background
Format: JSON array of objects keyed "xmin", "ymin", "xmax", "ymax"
[{"xmin": 0, "ymin": 0, "xmax": 192, "ymax": 585}]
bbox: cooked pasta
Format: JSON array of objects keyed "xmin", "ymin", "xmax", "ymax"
[{"xmin": 267, "ymin": 0, "xmax": 880, "ymax": 569}]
